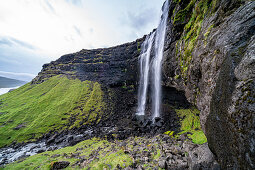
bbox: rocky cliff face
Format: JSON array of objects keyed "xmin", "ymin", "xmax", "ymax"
[
  {"xmin": 32, "ymin": 0, "xmax": 254, "ymax": 169},
  {"xmin": 32, "ymin": 34, "xmax": 189, "ymax": 137},
  {"xmin": 32, "ymin": 38, "xmax": 144, "ymax": 86},
  {"xmin": 32, "ymin": 37, "xmax": 148, "ymax": 135},
  {"xmin": 162, "ymin": 0, "xmax": 255, "ymax": 169}
]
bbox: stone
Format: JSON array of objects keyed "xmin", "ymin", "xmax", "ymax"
[
  {"xmin": 50, "ymin": 161, "xmax": 70, "ymax": 170},
  {"xmin": 188, "ymin": 143, "xmax": 219, "ymax": 170},
  {"xmin": 13, "ymin": 124, "xmax": 26, "ymax": 130},
  {"xmin": 158, "ymin": 160, "xmax": 167, "ymax": 169}
]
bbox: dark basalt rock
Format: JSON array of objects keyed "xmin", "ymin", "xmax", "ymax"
[
  {"xmin": 162, "ymin": 0, "xmax": 255, "ymax": 169},
  {"xmin": 50, "ymin": 161, "xmax": 70, "ymax": 170},
  {"xmin": 13, "ymin": 124, "xmax": 26, "ymax": 130},
  {"xmin": 32, "ymin": 37, "xmax": 145, "ymax": 86}
]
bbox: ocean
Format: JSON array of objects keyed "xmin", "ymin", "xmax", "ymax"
[{"xmin": 0, "ymin": 86, "xmax": 20, "ymax": 95}]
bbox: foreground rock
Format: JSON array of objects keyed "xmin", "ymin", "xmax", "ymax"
[{"xmin": 3, "ymin": 134, "xmax": 219, "ymax": 169}]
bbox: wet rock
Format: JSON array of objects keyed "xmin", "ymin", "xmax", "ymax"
[
  {"xmin": 162, "ymin": 0, "xmax": 255, "ymax": 168},
  {"xmin": 158, "ymin": 159, "xmax": 167, "ymax": 169},
  {"xmin": 13, "ymin": 124, "xmax": 26, "ymax": 130},
  {"xmin": 51, "ymin": 154, "xmax": 60, "ymax": 158},
  {"xmin": 188, "ymin": 143, "xmax": 220, "ymax": 170},
  {"xmin": 50, "ymin": 161, "xmax": 70, "ymax": 170}
]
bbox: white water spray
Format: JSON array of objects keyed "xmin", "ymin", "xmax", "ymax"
[
  {"xmin": 136, "ymin": 0, "xmax": 169, "ymax": 119},
  {"xmin": 136, "ymin": 32, "xmax": 155, "ymax": 115},
  {"xmin": 152, "ymin": 0, "xmax": 169, "ymax": 118}
]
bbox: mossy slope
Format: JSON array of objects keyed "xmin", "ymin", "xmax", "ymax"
[{"xmin": 0, "ymin": 76, "xmax": 105, "ymax": 147}]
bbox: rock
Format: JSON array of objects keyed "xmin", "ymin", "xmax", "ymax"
[
  {"xmin": 158, "ymin": 159, "xmax": 167, "ymax": 169},
  {"xmin": 13, "ymin": 124, "xmax": 26, "ymax": 130},
  {"xmin": 188, "ymin": 143, "xmax": 220, "ymax": 170},
  {"xmin": 144, "ymin": 157, "xmax": 149, "ymax": 162},
  {"xmin": 51, "ymin": 154, "xmax": 60, "ymax": 158},
  {"xmin": 137, "ymin": 165, "xmax": 144, "ymax": 170},
  {"xmin": 162, "ymin": 0, "xmax": 255, "ymax": 169},
  {"xmin": 50, "ymin": 161, "xmax": 70, "ymax": 170}
]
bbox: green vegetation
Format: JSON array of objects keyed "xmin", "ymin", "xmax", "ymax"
[
  {"xmin": 176, "ymin": 108, "xmax": 207, "ymax": 144},
  {"xmin": 174, "ymin": 0, "xmax": 215, "ymax": 81},
  {"xmin": 165, "ymin": 108, "xmax": 207, "ymax": 144},
  {"xmin": 173, "ymin": 0, "xmax": 196, "ymax": 25},
  {"xmin": 204, "ymin": 24, "xmax": 214, "ymax": 40},
  {"xmin": 0, "ymin": 76, "xmax": 105, "ymax": 147},
  {"xmin": 4, "ymin": 138, "xmax": 133, "ymax": 169},
  {"xmin": 137, "ymin": 41, "xmax": 142, "ymax": 53}
]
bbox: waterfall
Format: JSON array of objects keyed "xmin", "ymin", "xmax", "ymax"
[
  {"xmin": 136, "ymin": 32, "xmax": 155, "ymax": 116},
  {"xmin": 152, "ymin": 0, "xmax": 169, "ymax": 118},
  {"xmin": 136, "ymin": 0, "xmax": 169, "ymax": 119}
]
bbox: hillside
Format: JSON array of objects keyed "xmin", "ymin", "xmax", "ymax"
[
  {"xmin": 0, "ymin": 76, "xmax": 105, "ymax": 147},
  {"xmin": 0, "ymin": 76, "xmax": 26, "ymax": 88}
]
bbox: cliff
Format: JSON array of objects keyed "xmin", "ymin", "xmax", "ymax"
[{"xmin": 162, "ymin": 0, "xmax": 255, "ymax": 169}]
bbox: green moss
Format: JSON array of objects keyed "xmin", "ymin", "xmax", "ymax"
[
  {"xmin": 153, "ymin": 149, "xmax": 161, "ymax": 160},
  {"xmin": 173, "ymin": 0, "xmax": 196, "ymax": 25},
  {"xmin": 190, "ymin": 131, "xmax": 207, "ymax": 144},
  {"xmin": 174, "ymin": 75, "xmax": 180, "ymax": 80},
  {"xmin": 176, "ymin": 108, "xmax": 201, "ymax": 131},
  {"xmin": 175, "ymin": 0, "xmax": 213, "ymax": 81},
  {"xmin": 164, "ymin": 131, "xmax": 175, "ymax": 137},
  {"xmin": 137, "ymin": 41, "xmax": 142, "ymax": 53},
  {"xmin": 204, "ymin": 24, "xmax": 214, "ymax": 40},
  {"xmin": 165, "ymin": 108, "xmax": 207, "ymax": 144},
  {"xmin": 0, "ymin": 76, "xmax": 105, "ymax": 147},
  {"xmin": 4, "ymin": 138, "xmax": 133, "ymax": 169}
]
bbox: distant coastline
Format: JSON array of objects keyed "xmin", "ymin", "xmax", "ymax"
[{"xmin": 0, "ymin": 86, "xmax": 20, "ymax": 95}]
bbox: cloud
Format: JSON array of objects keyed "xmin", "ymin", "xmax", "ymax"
[
  {"xmin": 125, "ymin": 8, "xmax": 158, "ymax": 31},
  {"xmin": 0, "ymin": 71, "xmax": 36, "ymax": 82},
  {"xmin": 44, "ymin": 0, "xmax": 55, "ymax": 13},
  {"xmin": 89, "ymin": 28, "xmax": 94, "ymax": 33},
  {"xmin": 0, "ymin": 37, "xmax": 11, "ymax": 46},
  {"xmin": 0, "ymin": 42, "xmax": 50, "ymax": 76},
  {"xmin": 73, "ymin": 26, "xmax": 82, "ymax": 36},
  {"xmin": 65, "ymin": 0, "xmax": 82, "ymax": 6},
  {"xmin": 0, "ymin": 0, "xmax": 165, "ymax": 76},
  {"xmin": 0, "ymin": 36, "xmax": 36, "ymax": 50}
]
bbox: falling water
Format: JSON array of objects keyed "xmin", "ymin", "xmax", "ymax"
[
  {"xmin": 152, "ymin": 0, "xmax": 169, "ymax": 119},
  {"xmin": 136, "ymin": 0, "xmax": 169, "ymax": 119},
  {"xmin": 136, "ymin": 32, "xmax": 155, "ymax": 115}
]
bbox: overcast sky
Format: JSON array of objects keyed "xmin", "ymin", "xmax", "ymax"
[{"xmin": 0, "ymin": 0, "xmax": 165, "ymax": 81}]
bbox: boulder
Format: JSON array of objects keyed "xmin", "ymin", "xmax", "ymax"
[{"xmin": 50, "ymin": 161, "xmax": 70, "ymax": 170}]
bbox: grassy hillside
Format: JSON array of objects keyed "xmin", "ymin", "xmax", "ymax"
[
  {"xmin": 0, "ymin": 75, "xmax": 105, "ymax": 147},
  {"xmin": 0, "ymin": 76, "xmax": 26, "ymax": 88}
]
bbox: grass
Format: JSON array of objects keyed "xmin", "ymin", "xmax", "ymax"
[
  {"xmin": 0, "ymin": 75, "xmax": 105, "ymax": 147},
  {"xmin": 3, "ymin": 138, "xmax": 133, "ymax": 169}
]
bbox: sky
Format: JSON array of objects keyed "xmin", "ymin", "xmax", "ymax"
[{"xmin": 0, "ymin": 0, "xmax": 165, "ymax": 81}]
